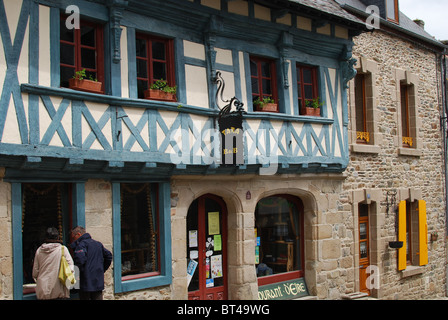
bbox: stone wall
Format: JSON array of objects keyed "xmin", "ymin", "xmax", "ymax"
[{"xmin": 345, "ymin": 29, "xmax": 447, "ymax": 300}]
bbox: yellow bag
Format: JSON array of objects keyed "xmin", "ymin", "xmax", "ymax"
[{"xmin": 58, "ymin": 246, "xmax": 76, "ymax": 286}]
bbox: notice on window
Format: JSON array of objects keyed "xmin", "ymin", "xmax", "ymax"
[
  {"xmin": 189, "ymin": 230, "xmax": 198, "ymax": 248},
  {"xmin": 187, "ymin": 259, "xmax": 198, "ymax": 286},
  {"xmin": 214, "ymin": 234, "xmax": 222, "ymax": 251},
  {"xmin": 211, "ymin": 254, "xmax": 223, "ymax": 278},
  {"xmin": 208, "ymin": 212, "xmax": 220, "ymax": 235}
]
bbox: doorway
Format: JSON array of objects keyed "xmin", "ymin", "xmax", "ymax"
[
  {"xmin": 186, "ymin": 195, "xmax": 228, "ymax": 300},
  {"xmin": 358, "ymin": 203, "xmax": 370, "ymax": 295}
]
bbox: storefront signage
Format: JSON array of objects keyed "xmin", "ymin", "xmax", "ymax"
[
  {"xmin": 215, "ymin": 71, "xmax": 246, "ymax": 166},
  {"xmin": 258, "ymin": 278, "xmax": 309, "ymax": 300}
]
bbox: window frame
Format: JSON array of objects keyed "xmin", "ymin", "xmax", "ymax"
[
  {"xmin": 354, "ymin": 73, "xmax": 369, "ymax": 143},
  {"xmin": 250, "ymin": 55, "xmax": 278, "ymax": 111},
  {"xmin": 59, "ymin": 16, "xmax": 105, "ymax": 92},
  {"xmin": 255, "ymin": 195, "xmax": 305, "ymax": 287},
  {"xmin": 112, "ymin": 182, "xmax": 172, "ymax": 293},
  {"xmin": 386, "ymin": 0, "xmax": 399, "ymax": 24},
  {"xmin": 296, "ymin": 64, "xmax": 319, "ymax": 115},
  {"xmin": 135, "ymin": 33, "xmax": 175, "ymax": 100}
]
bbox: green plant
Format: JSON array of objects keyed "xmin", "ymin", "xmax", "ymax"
[
  {"xmin": 306, "ymin": 97, "xmax": 324, "ymax": 109},
  {"xmin": 73, "ymin": 69, "xmax": 86, "ymax": 80},
  {"xmin": 150, "ymin": 79, "xmax": 177, "ymax": 94},
  {"xmin": 253, "ymin": 96, "xmax": 275, "ymax": 108},
  {"xmin": 73, "ymin": 69, "xmax": 98, "ymax": 82}
]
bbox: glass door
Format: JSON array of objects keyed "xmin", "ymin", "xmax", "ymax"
[{"xmin": 187, "ymin": 195, "xmax": 227, "ymax": 300}]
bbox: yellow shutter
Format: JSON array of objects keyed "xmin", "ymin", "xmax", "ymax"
[
  {"xmin": 418, "ymin": 200, "xmax": 428, "ymax": 266},
  {"xmin": 398, "ymin": 200, "xmax": 407, "ymax": 271}
]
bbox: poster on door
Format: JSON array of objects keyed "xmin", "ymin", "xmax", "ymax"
[{"xmin": 211, "ymin": 255, "xmax": 223, "ymax": 278}]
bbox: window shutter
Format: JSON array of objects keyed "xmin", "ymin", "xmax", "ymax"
[
  {"xmin": 418, "ymin": 200, "xmax": 428, "ymax": 266},
  {"xmin": 398, "ymin": 200, "xmax": 407, "ymax": 271}
]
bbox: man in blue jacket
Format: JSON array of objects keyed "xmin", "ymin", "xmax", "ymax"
[{"xmin": 70, "ymin": 226, "xmax": 113, "ymax": 300}]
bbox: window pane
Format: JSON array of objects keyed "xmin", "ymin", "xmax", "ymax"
[
  {"xmin": 136, "ymin": 38, "xmax": 147, "ymax": 58},
  {"xmin": 152, "ymin": 41, "xmax": 166, "ymax": 60},
  {"xmin": 60, "ymin": 66, "xmax": 75, "ymax": 88},
  {"xmin": 261, "ymin": 61, "xmax": 271, "ymax": 78},
  {"xmin": 303, "ymin": 68, "xmax": 312, "ymax": 84},
  {"xmin": 137, "ymin": 79, "xmax": 148, "ymax": 99},
  {"xmin": 137, "ymin": 58, "xmax": 148, "ymax": 78},
  {"xmin": 153, "ymin": 61, "xmax": 167, "ymax": 81},
  {"xmin": 251, "ymin": 78, "xmax": 259, "ymax": 94},
  {"xmin": 80, "ymin": 25, "xmax": 95, "ymax": 47},
  {"xmin": 250, "ymin": 60, "xmax": 258, "ymax": 77},
  {"xmin": 81, "ymin": 48, "xmax": 96, "ymax": 69},
  {"xmin": 255, "ymin": 196, "xmax": 302, "ymax": 278},
  {"xmin": 355, "ymin": 74, "xmax": 366, "ymax": 132},
  {"xmin": 121, "ymin": 183, "xmax": 159, "ymax": 277},
  {"xmin": 386, "ymin": 0, "xmax": 396, "ymax": 20},
  {"xmin": 60, "ymin": 43, "xmax": 75, "ymax": 66},
  {"xmin": 304, "ymin": 85, "xmax": 313, "ymax": 99},
  {"xmin": 262, "ymin": 79, "xmax": 272, "ymax": 95},
  {"xmin": 60, "ymin": 23, "xmax": 74, "ymax": 42}
]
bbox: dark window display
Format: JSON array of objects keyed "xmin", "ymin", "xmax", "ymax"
[
  {"xmin": 120, "ymin": 183, "xmax": 159, "ymax": 279},
  {"xmin": 255, "ymin": 196, "xmax": 304, "ymax": 282}
]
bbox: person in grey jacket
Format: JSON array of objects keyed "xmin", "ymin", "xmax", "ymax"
[{"xmin": 32, "ymin": 227, "xmax": 74, "ymax": 300}]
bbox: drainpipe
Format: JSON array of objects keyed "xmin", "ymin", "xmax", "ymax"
[{"xmin": 440, "ymin": 50, "xmax": 448, "ymax": 297}]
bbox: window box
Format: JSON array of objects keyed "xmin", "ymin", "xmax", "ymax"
[
  {"xmin": 302, "ymin": 106, "xmax": 321, "ymax": 117},
  {"xmin": 69, "ymin": 78, "xmax": 103, "ymax": 94},
  {"xmin": 144, "ymin": 89, "xmax": 177, "ymax": 101},
  {"xmin": 254, "ymin": 102, "xmax": 278, "ymax": 113}
]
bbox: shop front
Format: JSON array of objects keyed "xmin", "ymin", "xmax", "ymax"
[{"xmin": 171, "ymin": 174, "xmax": 337, "ymax": 300}]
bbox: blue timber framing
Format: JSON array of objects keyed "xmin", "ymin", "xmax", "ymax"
[{"xmin": 0, "ymin": 0, "xmax": 364, "ymax": 298}]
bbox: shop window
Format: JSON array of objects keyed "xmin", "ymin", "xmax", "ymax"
[
  {"xmin": 296, "ymin": 64, "xmax": 319, "ymax": 116},
  {"xmin": 113, "ymin": 182, "xmax": 171, "ymax": 293},
  {"xmin": 398, "ymin": 200, "xmax": 428, "ymax": 271},
  {"xmin": 250, "ymin": 56, "xmax": 278, "ymax": 112},
  {"xmin": 120, "ymin": 183, "xmax": 159, "ymax": 280},
  {"xmin": 21, "ymin": 183, "xmax": 73, "ymax": 298},
  {"xmin": 136, "ymin": 34, "xmax": 175, "ymax": 99},
  {"xmin": 59, "ymin": 17, "xmax": 104, "ymax": 92},
  {"xmin": 255, "ymin": 195, "xmax": 304, "ymax": 286}
]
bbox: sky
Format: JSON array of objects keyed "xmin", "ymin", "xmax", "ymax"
[{"xmin": 399, "ymin": 0, "xmax": 448, "ymax": 41}]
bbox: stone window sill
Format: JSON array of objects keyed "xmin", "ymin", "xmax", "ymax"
[
  {"xmin": 350, "ymin": 144, "xmax": 381, "ymax": 154},
  {"xmin": 398, "ymin": 147, "xmax": 422, "ymax": 157},
  {"xmin": 401, "ymin": 265, "xmax": 424, "ymax": 278}
]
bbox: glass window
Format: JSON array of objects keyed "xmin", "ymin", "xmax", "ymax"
[
  {"xmin": 250, "ymin": 56, "xmax": 278, "ymax": 111},
  {"xmin": 59, "ymin": 17, "xmax": 104, "ymax": 90},
  {"xmin": 296, "ymin": 64, "xmax": 318, "ymax": 115},
  {"xmin": 386, "ymin": 0, "xmax": 399, "ymax": 23},
  {"xmin": 255, "ymin": 195, "xmax": 304, "ymax": 284},
  {"xmin": 136, "ymin": 34, "xmax": 175, "ymax": 99},
  {"xmin": 120, "ymin": 183, "xmax": 159, "ymax": 280},
  {"xmin": 21, "ymin": 183, "xmax": 73, "ymax": 297}
]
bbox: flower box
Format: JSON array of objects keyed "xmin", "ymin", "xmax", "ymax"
[
  {"xmin": 69, "ymin": 78, "xmax": 102, "ymax": 94},
  {"xmin": 144, "ymin": 89, "xmax": 177, "ymax": 102},
  {"xmin": 255, "ymin": 103, "xmax": 278, "ymax": 112}
]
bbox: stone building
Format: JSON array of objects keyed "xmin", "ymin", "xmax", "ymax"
[
  {"xmin": 338, "ymin": 0, "xmax": 448, "ymax": 299},
  {"xmin": 0, "ymin": 0, "xmax": 446, "ymax": 301}
]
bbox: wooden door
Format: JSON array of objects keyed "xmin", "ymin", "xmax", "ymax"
[
  {"xmin": 187, "ymin": 195, "xmax": 228, "ymax": 300},
  {"xmin": 359, "ymin": 204, "xmax": 370, "ymax": 295}
]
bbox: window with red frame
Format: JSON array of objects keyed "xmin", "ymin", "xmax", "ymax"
[
  {"xmin": 297, "ymin": 64, "xmax": 318, "ymax": 115},
  {"xmin": 255, "ymin": 195, "xmax": 304, "ymax": 286},
  {"xmin": 136, "ymin": 34, "xmax": 175, "ymax": 99},
  {"xmin": 59, "ymin": 17, "xmax": 104, "ymax": 91},
  {"xmin": 250, "ymin": 56, "xmax": 278, "ymax": 111}
]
